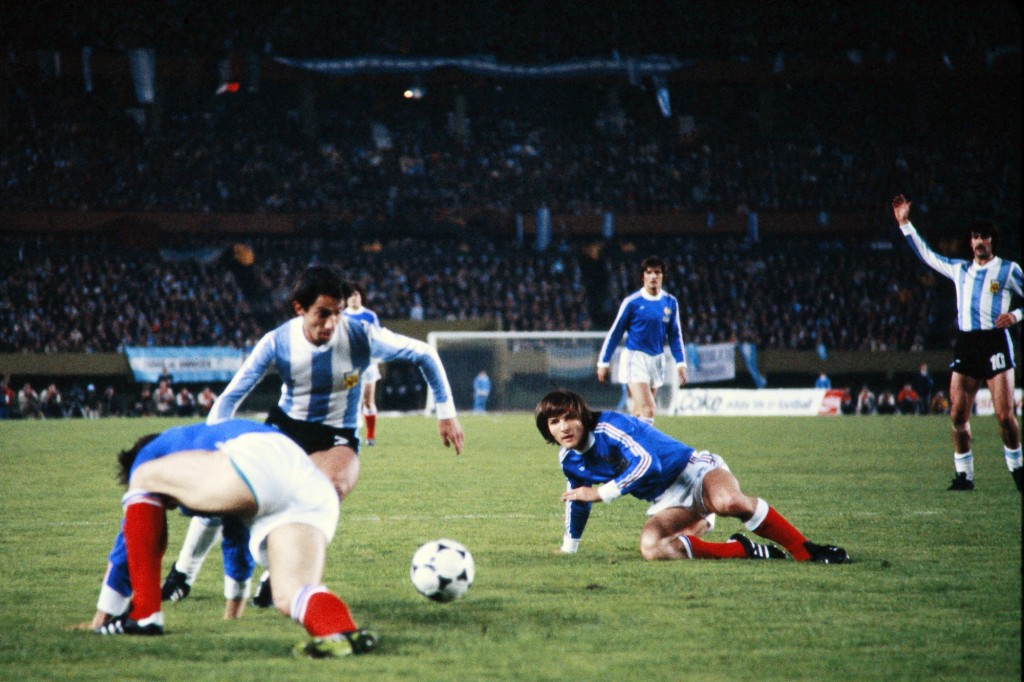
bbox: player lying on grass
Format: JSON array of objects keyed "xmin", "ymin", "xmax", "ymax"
[
  {"xmin": 535, "ymin": 389, "xmax": 849, "ymax": 563},
  {"xmin": 84, "ymin": 419, "xmax": 378, "ymax": 659}
]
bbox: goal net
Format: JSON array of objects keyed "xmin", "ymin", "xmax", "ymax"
[{"xmin": 425, "ymin": 331, "xmax": 683, "ymax": 413}]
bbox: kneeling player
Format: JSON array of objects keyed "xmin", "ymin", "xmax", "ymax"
[{"xmin": 535, "ymin": 389, "xmax": 849, "ymax": 563}]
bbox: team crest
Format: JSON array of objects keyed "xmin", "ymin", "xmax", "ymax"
[
  {"xmin": 343, "ymin": 371, "xmax": 360, "ymax": 390},
  {"xmin": 989, "ymin": 281, "xmax": 1000, "ymax": 294},
  {"xmin": 663, "ymin": 306, "xmax": 672, "ymax": 323}
]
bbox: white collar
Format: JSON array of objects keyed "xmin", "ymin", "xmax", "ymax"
[{"xmin": 639, "ymin": 288, "xmax": 663, "ymax": 301}]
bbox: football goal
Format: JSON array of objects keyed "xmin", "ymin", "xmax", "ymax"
[{"xmin": 425, "ymin": 330, "xmax": 683, "ymax": 413}]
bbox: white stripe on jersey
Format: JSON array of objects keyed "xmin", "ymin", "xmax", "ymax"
[{"xmin": 902, "ymin": 224, "xmax": 1024, "ymax": 331}]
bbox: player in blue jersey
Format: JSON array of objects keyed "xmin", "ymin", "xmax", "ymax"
[
  {"xmin": 161, "ymin": 265, "xmax": 464, "ymax": 608},
  {"xmin": 84, "ymin": 420, "xmax": 378, "ymax": 658},
  {"xmin": 344, "ymin": 283, "xmax": 382, "ymax": 446},
  {"xmin": 535, "ymin": 389, "xmax": 849, "ymax": 563},
  {"xmin": 893, "ymin": 195, "xmax": 1023, "ymax": 492},
  {"xmin": 597, "ymin": 256, "xmax": 687, "ymax": 423}
]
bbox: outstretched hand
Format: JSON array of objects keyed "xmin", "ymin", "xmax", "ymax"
[{"xmin": 892, "ymin": 194, "xmax": 911, "ymax": 226}]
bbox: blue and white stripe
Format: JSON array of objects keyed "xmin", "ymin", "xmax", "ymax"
[
  {"xmin": 902, "ymin": 223, "xmax": 1023, "ymax": 331},
  {"xmin": 209, "ymin": 317, "xmax": 456, "ymax": 428}
]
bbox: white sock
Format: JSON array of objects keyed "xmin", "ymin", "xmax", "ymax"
[
  {"xmin": 953, "ymin": 451, "xmax": 974, "ymax": 480},
  {"xmin": 175, "ymin": 516, "xmax": 223, "ymax": 583},
  {"xmin": 1004, "ymin": 446, "xmax": 1023, "ymax": 471}
]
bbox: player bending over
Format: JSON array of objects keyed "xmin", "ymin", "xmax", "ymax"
[
  {"xmin": 85, "ymin": 420, "xmax": 377, "ymax": 659},
  {"xmin": 535, "ymin": 389, "xmax": 849, "ymax": 563}
]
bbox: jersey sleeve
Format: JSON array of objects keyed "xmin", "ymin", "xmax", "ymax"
[
  {"xmin": 594, "ymin": 428, "xmax": 663, "ymax": 502},
  {"xmin": 900, "ymin": 223, "xmax": 963, "ymax": 281},
  {"xmin": 598, "ymin": 297, "xmax": 633, "ymax": 366},
  {"xmin": 369, "ymin": 326, "xmax": 457, "ymax": 419},
  {"xmin": 207, "ymin": 333, "xmax": 276, "ymax": 424},
  {"xmin": 666, "ymin": 295, "xmax": 687, "ymax": 365},
  {"xmin": 562, "ymin": 477, "xmax": 592, "ymax": 551},
  {"xmin": 219, "ymin": 515, "xmax": 255, "ymax": 584},
  {"xmin": 97, "ymin": 527, "xmax": 133, "ymax": 615},
  {"xmin": 1008, "ymin": 262, "xmax": 1024, "ymax": 323}
]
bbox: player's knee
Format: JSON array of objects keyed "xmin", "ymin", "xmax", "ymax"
[
  {"xmin": 638, "ymin": 529, "xmax": 662, "ymax": 560},
  {"xmin": 705, "ymin": 490, "xmax": 753, "ymax": 518}
]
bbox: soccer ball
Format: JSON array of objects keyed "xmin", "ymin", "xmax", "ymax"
[{"xmin": 410, "ymin": 539, "xmax": 475, "ymax": 602}]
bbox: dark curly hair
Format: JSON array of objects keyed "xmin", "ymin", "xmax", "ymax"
[{"xmin": 116, "ymin": 433, "xmax": 159, "ymax": 485}]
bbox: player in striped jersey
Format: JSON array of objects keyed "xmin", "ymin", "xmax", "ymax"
[
  {"xmin": 343, "ymin": 283, "xmax": 382, "ymax": 446},
  {"xmin": 535, "ymin": 389, "xmax": 849, "ymax": 563},
  {"xmin": 597, "ymin": 256, "xmax": 687, "ymax": 424},
  {"xmin": 893, "ymin": 195, "xmax": 1022, "ymax": 492},
  {"xmin": 160, "ymin": 265, "xmax": 463, "ymax": 611}
]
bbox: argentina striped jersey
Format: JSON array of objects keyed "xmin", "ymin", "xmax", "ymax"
[
  {"xmin": 208, "ymin": 316, "xmax": 455, "ymax": 428},
  {"xmin": 902, "ymin": 223, "xmax": 1023, "ymax": 331}
]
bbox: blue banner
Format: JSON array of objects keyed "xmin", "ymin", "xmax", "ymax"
[{"xmin": 125, "ymin": 347, "xmax": 246, "ymax": 383}]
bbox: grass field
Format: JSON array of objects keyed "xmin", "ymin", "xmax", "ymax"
[{"xmin": 1, "ymin": 413, "xmax": 1020, "ymax": 681}]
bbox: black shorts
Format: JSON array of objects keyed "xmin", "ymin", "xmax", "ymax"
[
  {"xmin": 265, "ymin": 405, "xmax": 360, "ymax": 455},
  {"xmin": 950, "ymin": 329, "xmax": 1016, "ymax": 381}
]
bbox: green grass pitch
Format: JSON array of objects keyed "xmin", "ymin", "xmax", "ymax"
[{"xmin": 1, "ymin": 413, "xmax": 1020, "ymax": 681}]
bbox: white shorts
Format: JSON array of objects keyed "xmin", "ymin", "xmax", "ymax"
[
  {"xmin": 220, "ymin": 432, "xmax": 340, "ymax": 567},
  {"xmin": 363, "ymin": 362, "xmax": 381, "ymax": 383},
  {"xmin": 646, "ymin": 451, "xmax": 729, "ymax": 518},
  {"xmin": 617, "ymin": 349, "xmax": 666, "ymax": 388}
]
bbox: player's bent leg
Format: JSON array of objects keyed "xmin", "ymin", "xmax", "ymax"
[
  {"xmin": 265, "ymin": 523, "xmax": 378, "ymax": 657},
  {"xmin": 699, "ymin": 468, "xmax": 757, "ymax": 519},
  {"xmin": 640, "ymin": 509, "xmax": 702, "ymax": 559},
  {"xmin": 265, "ymin": 523, "xmax": 329, "ymax": 616},
  {"xmin": 308, "ymin": 445, "xmax": 360, "ymax": 501}
]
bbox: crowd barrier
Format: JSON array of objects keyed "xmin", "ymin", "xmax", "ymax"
[{"xmin": 669, "ymin": 388, "xmax": 1022, "ymax": 417}]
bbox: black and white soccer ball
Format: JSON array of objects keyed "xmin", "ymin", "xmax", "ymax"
[{"xmin": 410, "ymin": 538, "xmax": 475, "ymax": 602}]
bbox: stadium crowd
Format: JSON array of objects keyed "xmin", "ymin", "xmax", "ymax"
[
  {"xmin": 0, "ymin": 226, "xmax": 962, "ymax": 355},
  {"xmin": 3, "ymin": 80, "xmax": 1018, "ymax": 223}
]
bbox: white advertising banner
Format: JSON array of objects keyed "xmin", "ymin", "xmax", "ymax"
[
  {"xmin": 974, "ymin": 388, "xmax": 1023, "ymax": 416},
  {"xmin": 671, "ymin": 388, "xmax": 829, "ymax": 416}
]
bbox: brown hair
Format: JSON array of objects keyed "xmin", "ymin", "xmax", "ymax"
[{"xmin": 534, "ymin": 389, "xmax": 600, "ymax": 444}]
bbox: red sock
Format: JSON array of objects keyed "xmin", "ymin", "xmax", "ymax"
[
  {"xmin": 123, "ymin": 494, "xmax": 167, "ymax": 620},
  {"xmin": 365, "ymin": 414, "xmax": 376, "ymax": 440},
  {"xmin": 297, "ymin": 588, "xmax": 357, "ymax": 637},
  {"xmin": 752, "ymin": 507, "xmax": 810, "ymax": 561},
  {"xmin": 680, "ymin": 535, "xmax": 747, "ymax": 559}
]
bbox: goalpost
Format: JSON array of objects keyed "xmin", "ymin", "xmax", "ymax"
[{"xmin": 424, "ymin": 330, "xmax": 683, "ymax": 414}]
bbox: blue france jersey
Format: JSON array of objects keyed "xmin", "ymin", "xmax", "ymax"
[
  {"xmin": 208, "ymin": 316, "xmax": 456, "ymax": 427},
  {"xmin": 560, "ymin": 412, "xmax": 694, "ymax": 541},
  {"xmin": 901, "ymin": 223, "xmax": 1024, "ymax": 331},
  {"xmin": 129, "ymin": 420, "xmax": 279, "ymax": 477},
  {"xmin": 598, "ymin": 289, "xmax": 686, "ymax": 365}
]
